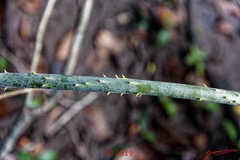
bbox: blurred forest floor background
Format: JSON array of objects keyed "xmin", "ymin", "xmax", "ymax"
[{"xmin": 0, "ymin": 0, "xmax": 240, "ymax": 160}]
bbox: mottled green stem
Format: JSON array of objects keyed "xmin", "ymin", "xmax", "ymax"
[{"xmin": 0, "ymin": 73, "xmax": 240, "ymax": 105}]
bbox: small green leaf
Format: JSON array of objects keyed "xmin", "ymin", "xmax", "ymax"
[
  {"xmin": 158, "ymin": 97, "xmax": 178, "ymax": 118},
  {"xmin": 138, "ymin": 19, "xmax": 149, "ymax": 31},
  {"xmin": 139, "ymin": 111, "xmax": 157, "ymax": 143},
  {"xmin": 28, "ymin": 98, "xmax": 42, "ymax": 108},
  {"xmin": 223, "ymin": 119, "xmax": 238, "ymax": 142},
  {"xmin": 141, "ymin": 130, "xmax": 157, "ymax": 143},
  {"xmin": 146, "ymin": 62, "xmax": 157, "ymax": 75},
  {"xmin": 18, "ymin": 151, "xmax": 34, "ymax": 160},
  {"xmin": 38, "ymin": 150, "xmax": 57, "ymax": 160},
  {"xmin": 139, "ymin": 111, "xmax": 150, "ymax": 131},
  {"xmin": 199, "ymin": 102, "xmax": 220, "ymax": 112},
  {"xmin": 0, "ymin": 57, "xmax": 8, "ymax": 71},
  {"xmin": 156, "ymin": 30, "xmax": 171, "ymax": 47},
  {"xmin": 185, "ymin": 44, "xmax": 206, "ymax": 74}
]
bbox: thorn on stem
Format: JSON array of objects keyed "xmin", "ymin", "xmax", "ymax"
[
  {"xmin": 4, "ymin": 69, "xmax": 8, "ymax": 73},
  {"xmin": 44, "ymin": 77, "xmax": 54, "ymax": 80},
  {"xmin": 107, "ymin": 92, "xmax": 111, "ymax": 96},
  {"xmin": 75, "ymin": 84, "xmax": 81, "ymax": 87},
  {"xmin": 136, "ymin": 93, "xmax": 142, "ymax": 98},
  {"xmin": 103, "ymin": 74, "xmax": 107, "ymax": 78},
  {"xmin": 199, "ymin": 98, "xmax": 207, "ymax": 101},
  {"xmin": 31, "ymin": 70, "xmax": 37, "ymax": 74}
]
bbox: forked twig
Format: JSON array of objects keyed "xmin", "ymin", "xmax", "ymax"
[
  {"xmin": 25, "ymin": 0, "xmax": 57, "ymax": 107},
  {"xmin": 46, "ymin": 92, "xmax": 98, "ymax": 136},
  {"xmin": 0, "ymin": 0, "xmax": 94, "ymax": 158}
]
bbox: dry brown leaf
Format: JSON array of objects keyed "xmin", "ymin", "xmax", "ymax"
[
  {"xmin": 233, "ymin": 105, "xmax": 240, "ymax": 117},
  {"xmin": 18, "ymin": 137, "xmax": 45, "ymax": 155},
  {"xmin": 217, "ymin": 20, "xmax": 233, "ymax": 35},
  {"xmin": 157, "ymin": 7, "xmax": 175, "ymax": 27},
  {"xmin": 0, "ymin": 100, "xmax": 9, "ymax": 118},
  {"xmin": 55, "ymin": 31, "xmax": 73, "ymax": 61},
  {"xmin": 18, "ymin": 137, "xmax": 31, "ymax": 149},
  {"xmin": 157, "ymin": 7, "xmax": 186, "ymax": 28},
  {"xmin": 83, "ymin": 106, "xmax": 113, "ymax": 142},
  {"xmin": 214, "ymin": 0, "xmax": 240, "ymax": 17},
  {"xmin": 37, "ymin": 57, "xmax": 49, "ymax": 73},
  {"xmin": 19, "ymin": 15, "xmax": 33, "ymax": 40},
  {"xmin": 44, "ymin": 107, "xmax": 64, "ymax": 135},
  {"xmin": 17, "ymin": 0, "xmax": 44, "ymax": 14},
  {"xmin": 163, "ymin": 56, "xmax": 186, "ymax": 81},
  {"xmin": 184, "ymin": 72, "xmax": 210, "ymax": 87},
  {"xmin": 75, "ymin": 145, "xmax": 90, "ymax": 160},
  {"xmin": 128, "ymin": 123, "xmax": 140, "ymax": 136},
  {"xmin": 194, "ymin": 133, "xmax": 208, "ymax": 151},
  {"xmin": 116, "ymin": 12, "xmax": 132, "ymax": 26},
  {"xmin": 95, "ymin": 30, "xmax": 125, "ymax": 59}
]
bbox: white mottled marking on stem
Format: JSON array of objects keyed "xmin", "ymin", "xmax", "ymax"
[
  {"xmin": 224, "ymin": 96, "xmax": 239, "ymax": 104},
  {"xmin": 232, "ymin": 92, "xmax": 240, "ymax": 97},
  {"xmin": 75, "ymin": 84, "xmax": 81, "ymax": 87},
  {"xmin": 98, "ymin": 79, "xmax": 108, "ymax": 83},
  {"xmin": 129, "ymin": 81, "xmax": 140, "ymax": 85},
  {"xmin": 214, "ymin": 89, "xmax": 226, "ymax": 93},
  {"xmin": 44, "ymin": 77, "xmax": 54, "ymax": 80}
]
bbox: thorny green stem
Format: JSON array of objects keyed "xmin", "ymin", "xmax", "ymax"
[{"xmin": 0, "ymin": 73, "xmax": 240, "ymax": 105}]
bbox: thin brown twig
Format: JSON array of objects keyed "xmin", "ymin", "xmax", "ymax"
[
  {"xmin": 0, "ymin": 0, "xmax": 95, "ymax": 158},
  {"xmin": 0, "ymin": 41, "xmax": 28, "ymax": 73},
  {"xmin": 30, "ymin": 0, "xmax": 57, "ymax": 72},
  {"xmin": 65, "ymin": 0, "xmax": 93, "ymax": 74},
  {"xmin": 33, "ymin": 0, "xmax": 94, "ymax": 115},
  {"xmin": 0, "ymin": 0, "xmax": 57, "ymax": 158},
  {"xmin": 46, "ymin": 92, "xmax": 98, "ymax": 136},
  {"xmin": 25, "ymin": 0, "xmax": 58, "ymax": 107},
  {"xmin": 0, "ymin": 89, "xmax": 41, "ymax": 100}
]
